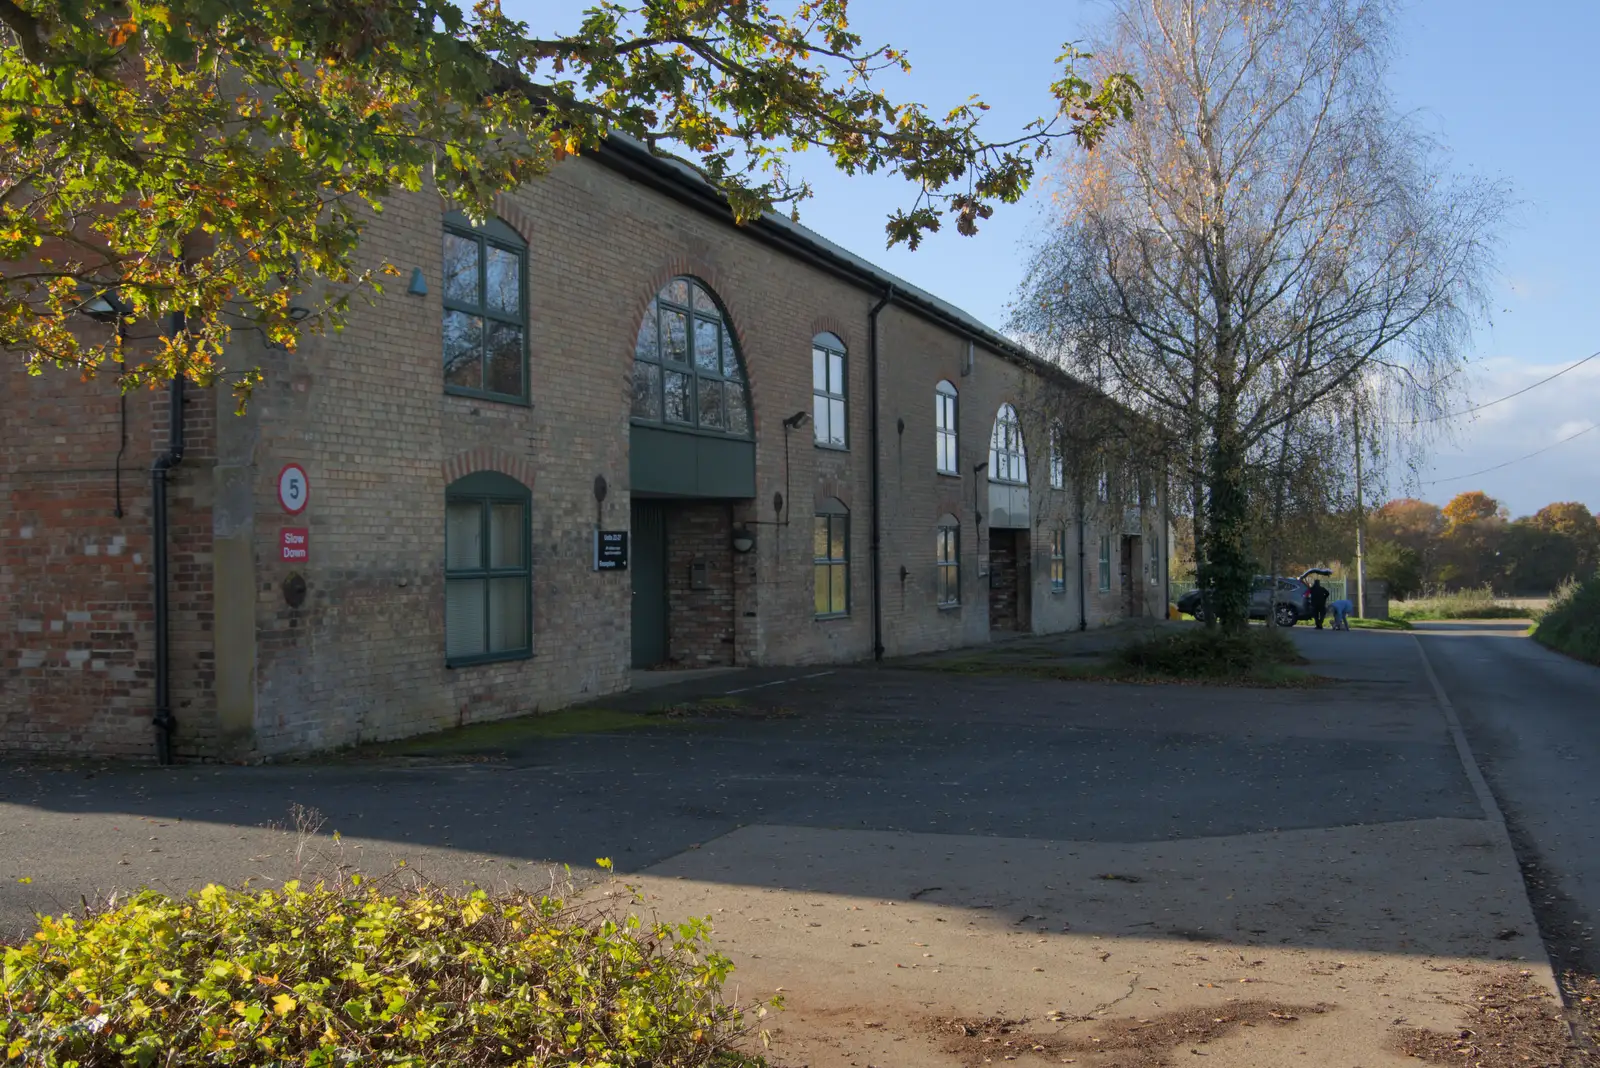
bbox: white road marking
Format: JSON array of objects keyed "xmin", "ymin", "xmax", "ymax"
[{"xmin": 724, "ymin": 670, "xmax": 835, "ymax": 695}]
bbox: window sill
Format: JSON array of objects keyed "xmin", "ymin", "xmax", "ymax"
[
  {"xmin": 445, "ymin": 386, "xmax": 532, "ymax": 408},
  {"xmin": 938, "ymin": 603, "xmax": 962, "ymax": 612},
  {"xmin": 814, "ymin": 442, "xmax": 850, "ymax": 453},
  {"xmin": 936, "ymin": 470, "xmax": 962, "ymax": 479},
  {"xmin": 813, "ymin": 612, "xmax": 851, "ymax": 622},
  {"xmin": 446, "ymin": 649, "xmax": 533, "ymax": 669},
  {"xmin": 1051, "ymin": 587, "xmax": 1067, "ymax": 595}
]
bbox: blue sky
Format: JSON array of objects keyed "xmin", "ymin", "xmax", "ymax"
[{"xmin": 512, "ymin": 0, "xmax": 1598, "ymax": 516}]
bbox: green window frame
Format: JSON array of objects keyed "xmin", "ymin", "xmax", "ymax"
[
  {"xmin": 445, "ymin": 471, "xmax": 532, "ymax": 666},
  {"xmin": 631, "ymin": 277, "xmax": 751, "ymax": 437},
  {"xmin": 442, "ymin": 214, "xmax": 528, "ymax": 403},
  {"xmin": 936, "ymin": 380, "xmax": 959, "ymax": 475},
  {"xmin": 1098, "ymin": 534, "xmax": 1113, "ymax": 592},
  {"xmin": 1051, "ymin": 528, "xmax": 1067, "ymax": 592},
  {"xmin": 814, "ymin": 500, "xmax": 850, "ymax": 618},
  {"xmin": 813, "ymin": 332, "xmax": 848, "ymax": 448},
  {"xmin": 936, "ymin": 516, "xmax": 961, "ymax": 607}
]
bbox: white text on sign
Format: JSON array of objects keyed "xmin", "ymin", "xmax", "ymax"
[{"xmin": 280, "ymin": 527, "xmax": 309, "ymax": 563}]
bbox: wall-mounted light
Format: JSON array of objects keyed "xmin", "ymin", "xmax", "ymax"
[
  {"xmin": 288, "ymin": 305, "xmax": 312, "ymax": 322},
  {"xmin": 731, "ymin": 525, "xmax": 756, "ymax": 554},
  {"xmin": 408, "ymin": 267, "xmax": 428, "ymax": 296},
  {"xmin": 781, "ymin": 410, "xmax": 810, "ymax": 430}
]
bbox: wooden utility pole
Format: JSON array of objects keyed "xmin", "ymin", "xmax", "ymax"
[{"xmin": 1353, "ymin": 405, "xmax": 1367, "ymax": 618}]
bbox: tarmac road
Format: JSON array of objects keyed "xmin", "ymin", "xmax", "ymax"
[
  {"xmin": 0, "ymin": 621, "xmax": 1572, "ymax": 1066},
  {"xmin": 1416, "ymin": 620, "xmax": 1600, "ymax": 974}
]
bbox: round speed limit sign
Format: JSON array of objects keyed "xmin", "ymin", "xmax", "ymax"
[{"xmin": 277, "ymin": 463, "xmax": 309, "ymax": 515}]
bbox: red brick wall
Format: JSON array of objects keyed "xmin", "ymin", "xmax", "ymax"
[
  {"xmin": 665, "ymin": 504, "xmax": 737, "ymax": 667},
  {"xmin": 987, "ymin": 528, "xmax": 1022, "ymax": 631},
  {"xmin": 1, "ymin": 358, "xmax": 217, "ymax": 760}
]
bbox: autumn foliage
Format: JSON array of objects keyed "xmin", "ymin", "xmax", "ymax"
[
  {"xmin": 1368, "ymin": 494, "xmax": 1600, "ymax": 597},
  {"xmin": 0, "ymin": 0, "xmax": 1136, "ymax": 406}
]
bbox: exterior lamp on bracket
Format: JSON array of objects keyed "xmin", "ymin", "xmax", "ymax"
[{"xmin": 731, "ymin": 525, "xmax": 756, "ymax": 554}]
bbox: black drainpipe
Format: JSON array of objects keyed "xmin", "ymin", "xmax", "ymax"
[
  {"xmin": 1076, "ymin": 487, "xmax": 1088, "ymax": 631},
  {"xmin": 867, "ymin": 286, "xmax": 893, "ymax": 662},
  {"xmin": 151, "ymin": 313, "xmax": 186, "ymax": 764}
]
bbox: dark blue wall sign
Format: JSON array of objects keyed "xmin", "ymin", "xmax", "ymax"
[{"xmin": 594, "ymin": 530, "xmax": 629, "ymax": 571}]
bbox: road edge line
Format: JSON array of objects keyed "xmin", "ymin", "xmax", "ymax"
[
  {"xmin": 1412, "ymin": 633, "xmax": 1511, "ymax": 840},
  {"xmin": 1414, "ymin": 632, "xmax": 1568, "ymax": 1002}
]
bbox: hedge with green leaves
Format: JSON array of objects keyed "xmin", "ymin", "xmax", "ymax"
[
  {"xmin": 1533, "ymin": 574, "xmax": 1600, "ymax": 666},
  {"xmin": 2, "ymin": 877, "xmax": 770, "ymax": 1067}
]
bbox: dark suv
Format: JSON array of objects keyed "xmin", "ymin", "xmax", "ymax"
[{"xmin": 1177, "ymin": 569, "xmax": 1332, "ymax": 627}]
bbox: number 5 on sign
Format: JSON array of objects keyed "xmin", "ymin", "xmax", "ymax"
[{"xmin": 278, "ymin": 464, "xmax": 309, "ymax": 515}]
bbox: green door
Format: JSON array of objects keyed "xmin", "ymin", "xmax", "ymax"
[{"xmin": 630, "ymin": 502, "xmax": 668, "ymax": 667}]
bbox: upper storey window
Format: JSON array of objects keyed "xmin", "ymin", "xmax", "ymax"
[
  {"xmin": 631, "ymin": 278, "xmax": 750, "ymax": 437},
  {"xmin": 988, "ymin": 404, "xmax": 1028, "ymax": 485},
  {"xmin": 443, "ymin": 215, "xmax": 527, "ymax": 402}
]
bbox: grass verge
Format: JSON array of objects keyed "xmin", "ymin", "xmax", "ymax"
[
  {"xmin": 1347, "ymin": 616, "xmax": 1413, "ymax": 631},
  {"xmin": 0, "ymin": 873, "xmax": 771, "ymax": 1067},
  {"xmin": 340, "ymin": 706, "xmax": 664, "ymax": 762},
  {"xmin": 1392, "ymin": 587, "xmax": 1535, "ymax": 621},
  {"xmin": 932, "ymin": 626, "xmax": 1322, "ymax": 688},
  {"xmin": 1531, "ymin": 573, "xmax": 1600, "ymax": 666}
]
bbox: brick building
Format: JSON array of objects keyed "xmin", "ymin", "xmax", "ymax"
[{"xmin": 1, "ymin": 139, "xmax": 1167, "ymax": 761}]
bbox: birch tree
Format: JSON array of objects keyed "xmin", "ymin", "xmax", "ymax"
[{"xmin": 1011, "ymin": 0, "xmax": 1503, "ymax": 628}]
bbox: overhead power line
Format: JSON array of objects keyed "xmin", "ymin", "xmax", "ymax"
[
  {"xmin": 1424, "ymin": 423, "xmax": 1599, "ymax": 486},
  {"xmin": 1396, "ymin": 348, "xmax": 1600, "ymax": 426}
]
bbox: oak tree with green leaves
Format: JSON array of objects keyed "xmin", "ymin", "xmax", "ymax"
[{"xmin": 0, "ymin": 0, "xmax": 1137, "ymax": 406}]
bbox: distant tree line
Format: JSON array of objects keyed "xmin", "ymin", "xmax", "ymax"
[
  {"xmin": 1166, "ymin": 492, "xmax": 1598, "ymax": 600},
  {"xmin": 1366, "ymin": 494, "xmax": 1600, "ymax": 599}
]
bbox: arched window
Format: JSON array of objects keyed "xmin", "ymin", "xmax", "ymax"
[
  {"xmin": 812, "ymin": 332, "xmax": 847, "ymax": 448},
  {"xmin": 442, "ymin": 214, "xmax": 528, "ymax": 402},
  {"xmin": 445, "ymin": 471, "xmax": 532, "ymax": 665},
  {"xmin": 631, "ymin": 278, "xmax": 750, "ymax": 436},
  {"xmin": 988, "ymin": 404, "xmax": 1028, "ymax": 485},
  {"xmin": 935, "ymin": 380, "xmax": 959, "ymax": 475},
  {"xmin": 814, "ymin": 497, "xmax": 850, "ymax": 618},
  {"xmin": 1049, "ymin": 422, "xmax": 1065, "ymax": 489},
  {"xmin": 936, "ymin": 513, "xmax": 961, "ymax": 607}
]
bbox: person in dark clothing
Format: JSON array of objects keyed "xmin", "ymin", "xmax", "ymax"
[{"xmin": 1309, "ymin": 579, "xmax": 1331, "ymax": 629}]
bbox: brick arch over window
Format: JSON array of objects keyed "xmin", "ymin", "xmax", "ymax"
[
  {"xmin": 441, "ymin": 447, "xmax": 536, "ymax": 490},
  {"xmin": 808, "ymin": 314, "xmax": 856, "ymax": 351},
  {"xmin": 629, "ymin": 260, "xmax": 751, "ymax": 365},
  {"xmin": 814, "ymin": 478, "xmax": 853, "ymax": 511},
  {"xmin": 488, "ymin": 195, "xmax": 536, "ymax": 246}
]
